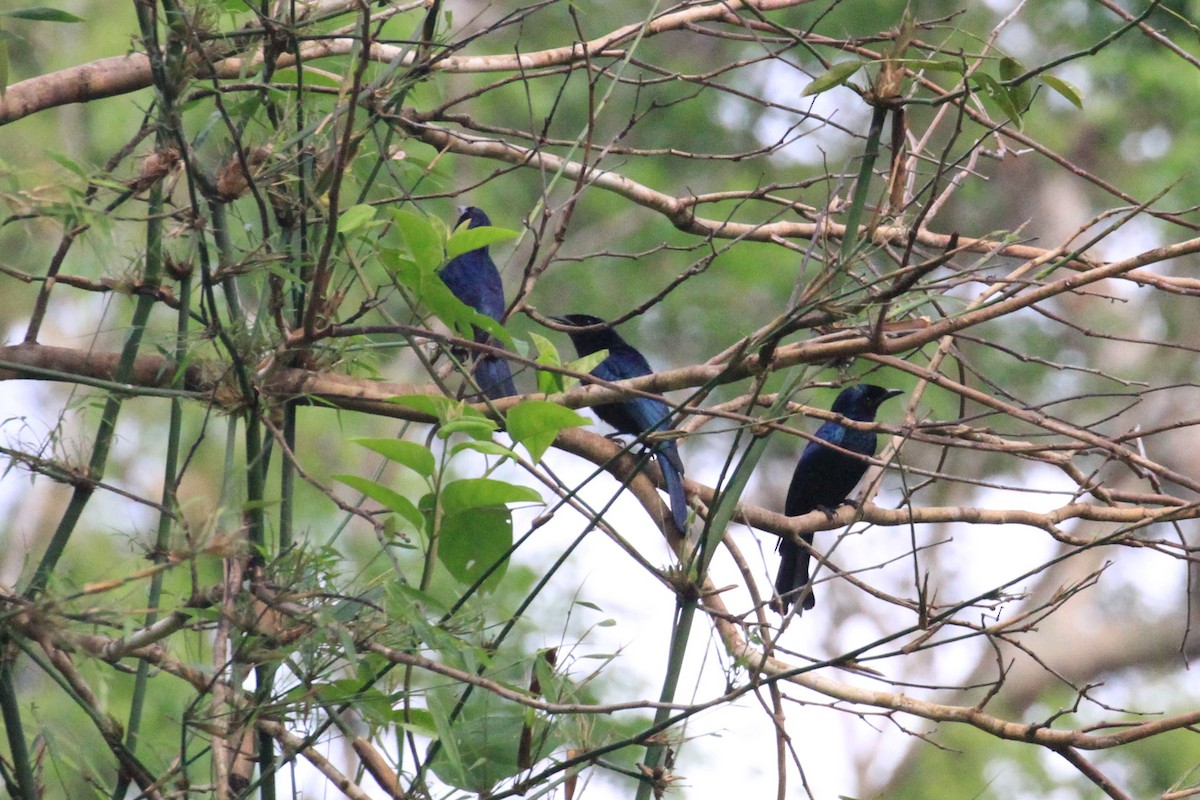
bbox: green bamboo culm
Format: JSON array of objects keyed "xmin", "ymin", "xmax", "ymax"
[
  {"xmin": 22, "ymin": 0, "xmax": 176, "ymax": 606},
  {"xmin": 0, "ymin": 656, "xmax": 36, "ymax": 800},
  {"xmin": 634, "ymin": 597, "xmax": 697, "ymax": 800},
  {"xmin": 839, "ymin": 104, "xmax": 889, "ymax": 268},
  {"xmin": 635, "ymin": 368, "xmax": 808, "ymax": 800},
  {"xmin": 112, "ymin": 147, "xmax": 185, "ymax": 800}
]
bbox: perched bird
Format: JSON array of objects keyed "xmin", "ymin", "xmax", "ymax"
[
  {"xmin": 773, "ymin": 384, "xmax": 901, "ymax": 615},
  {"xmin": 554, "ymin": 314, "xmax": 688, "ymax": 532},
  {"xmin": 439, "ymin": 206, "xmax": 517, "ymax": 399}
]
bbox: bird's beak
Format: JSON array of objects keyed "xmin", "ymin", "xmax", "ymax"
[{"xmin": 885, "ymin": 389, "xmax": 903, "ymax": 400}]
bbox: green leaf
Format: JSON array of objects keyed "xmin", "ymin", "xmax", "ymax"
[
  {"xmin": 390, "ymin": 396, "xmax": 496, "ymax": 440},
  {"xmin": 427, "ymin": 693, "xmax": 468, "ymax": 787},
  {"xmin": 437, "ymin": 416, "xmax": 499, "ymax": 441},
  {"xmin": 969, "ymin": 72, "xmax": 1023, "ymax": 129},
  {"xmin": 533, "ymin": 653, "xmax": 568, "ymax": 703},
  {"xmin": 505, "ymin": 400, "xmax": 590, "ymax": 463},
  {"xmin": 438, "ymin": 505, "xmax": 512, "ymax": 592},
  {"xmin": 391, "ymin": 208, "xmax": 443, "ymax": 271},
  {"xmin": 566, "ymin": 350, "xmax": 609, "ymax": 382},
  {"xmin": 312, "ymin": 681, "xmax": 395, "ymax": 728},
  {"xmin": 998, "ymin": 57, "xmax": 1023, "ymax": 82},
  {"xmin": 426, "ymin": 658, "xmax": 561, "ymax": 792},
  {"xmin": 383, "ymin": 245, "xmax": 513, "ymax": 346},
  {"xmin": 335, "ymin": 474, "xmax": 423, "ymax": 531},
  {"xmin": 388, "ymin": 581, "xmax": 452, "ymax": 617},
  {"xmin": 396, "ymin": 708, "xmax": 439, "ymax": 739},
  {"xmin": 903, "ymin": 58, "xmax": 965, "ymax": 74},
  {"xmin": 1041, "ymin": 74, "xmax": 1083, "ymax": 109},
  {"xmin": 446, "ymin": 225, "xmax": 519, "ymax": 261},
  {"xmin": 440, "ymin": 479, "xmax": 542, "ymax": 512},
  {"xmin": 450, "ymin": 440, "xmax": 520, "ymax": 460},
  {"xmin": 389, "ymin": 394, "xmax": 454, "ymax": 421},
  {"xmin": 429, "ymin": 698, "xmax": 526, "ymax": 791},
  {"xmin": 384, "ymin": 247, "xmax": 456, "ymax": 309},
  {"xmin": 46, "ymin": 150, "xmax": 88, "ymax": 178},
  {"xmin": 530, "ymin": 332, "xmax": 566, "ymax": 394},
  {"xmin": 802, "ymin": 60, "xmax": 863, "ymax": 97},
  {"xmin": 1, "ymin": 7, "xmax": 85, "ymax": 22},
  {"xmin": 352, "ymin": 438, "xmax": 435, "ymax": 477},
  {"xmin": 337, "ymin": 203, "xmax": 377, "ymax": 234},
  {"xmin": 999, "ymin": 57, "xmax": 1031, "ymax": 110}
]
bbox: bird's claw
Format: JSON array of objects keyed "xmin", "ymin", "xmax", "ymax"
[{"xmin": 815, "ymin": 504, "xmax": 839, "ymax": 521}]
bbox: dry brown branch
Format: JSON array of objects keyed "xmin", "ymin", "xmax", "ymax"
[{"xmin": 0, "ymin": 0, "xmax": 807, "ymax": 127}]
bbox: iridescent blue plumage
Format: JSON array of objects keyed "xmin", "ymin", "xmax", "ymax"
[
  {"xmin": 773, "ymin": 384, "xmax": 901, "ymax": 614},
  {"xmin": 556, "ymin": 314, "xmax": 688, "ymax": 532},
  {"xmin": 439, "ymin": 206, "xmax": 517, "ymax": 399}
]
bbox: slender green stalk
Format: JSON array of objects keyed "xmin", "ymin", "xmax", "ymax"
[
  {"xmin": 23, "ymin": 0, "xmax": 175, "ymax": 604},
  {"xmin": 634, "ymin": 371, "xmax": 807, "ymax": 800},
  {"xmin": 113, "ymin": 126, "xmax": 187, "ymax": 798},
  {"xmin": 634, "ymin": 597, "xmax": 697, "ymax": 800},
  {"xmin": 696, "ymin": 374, "xmax": 808, "ymax": 578},
  {"xmin": 254, "ymin": 663, "xmax": 278, "ymax": 800},
  {"xmin": 839, "ymin": 104, "xmax": 889, "ymax": 267},
  {"xmin": 209, "ymin": 202, "xmax": 245, "ymax": 326},
  {"xmin": 245, "ymin": 416, "xmax": 273, "ymax": 800},
  {"xmin": 0, "ymin": 360, "xmax": 203, "ymax": 399},
  {"xmin": 21, "ymin": 296, "xmax": 160, "ymax": 598},
  {"xmin": 0, "ymin": 658, "xmax": 35, "ymax": 800},
  {"xmin": 244, "ymin": 416, "xmax": 267, "ymax": 559},
  {"xmin": 279, "ymin": 407, "xmax": 296, "ymax": 552}
]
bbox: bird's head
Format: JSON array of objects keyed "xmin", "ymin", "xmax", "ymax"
[
  {"xmin": 455, "ymin": 206, "xmax": 492, "ymax": 230},
  {"xmin": 831, "ymin": 384, "xmax": 902, "ymax": 421},
  {"xmin": 551, "ymin": 314, "xmax": 626, "ymax": 355},
  {"xmin": 553, "ymin": 313, "xmax": 607, "ymax": 329}
]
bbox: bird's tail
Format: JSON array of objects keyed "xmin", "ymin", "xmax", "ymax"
[
  {"xmin": 771, "ymin": 535, "xmax": 816, "ymax": 614},
  {"xmin": 657, "ymin": 450, "xmax": 688, "ymax": 533},
  {"xmin": 475, "ymin": 354, "xmax": 517, "ymax": 400}
]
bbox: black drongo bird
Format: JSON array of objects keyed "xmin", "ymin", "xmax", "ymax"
[
  {"xmin": 555, "ymin": 314, "xmax": 688, "ymax": 532},
  {"xmin": 772, "ymin": 384, "xmax": 901, "ymax": 614},
  {"xmin": 439, "ymin": 206, "xmax": 517, "ymax": 399}
]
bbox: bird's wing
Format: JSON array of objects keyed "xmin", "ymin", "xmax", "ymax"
[
  {"xmin": 475, "ymin": 355, "xmax": 517, "ymax": 399},
  {"xmin": 785, "ymin": 429, "xmax": 873, "ymax": 515},
  {"xmin": 440, "ymin": 251, "xmax": 505, "ymax": 320}
]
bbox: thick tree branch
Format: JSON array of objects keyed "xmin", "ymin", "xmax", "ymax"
[{"xmin": 0, "ymin": 0, "xmax": 804, "ymax": 126}]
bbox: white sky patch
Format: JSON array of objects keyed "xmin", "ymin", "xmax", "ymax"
[
  {"xmin": 1121, "ymin": 126, "xmax": 1173, "ymax": 163},
  {"xmin": 715, "ymin": 57, "xmax": 872, "ymax": 167},
  {"xmin": 1089, "ymin": 214, "xmax": 1164, "ymax": 263},
  {"xmin": 996, "ymin": 20, "xmax": 1037, "ymax": 60}
]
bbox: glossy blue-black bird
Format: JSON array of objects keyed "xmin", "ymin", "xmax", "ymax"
[
  {"xmin": 439, "ymin": 206, "xmax": 517, "ymax": 399},
  {"xmin": 773, "ymin": 384, "xmax": 901, "ymax": 614},
  {"xmin": 555, "ymin": 314, "xmax": 688, "ymax": 532}
]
